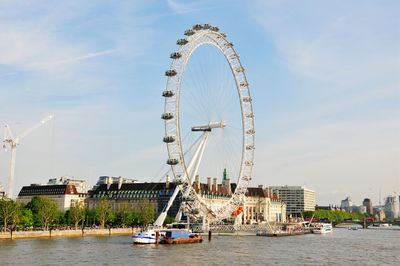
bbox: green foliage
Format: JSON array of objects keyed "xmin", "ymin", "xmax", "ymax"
[
  {"xmin": 3, "ymin": 196, "xmax": 162, "ymax": 229},
  {"xmin": 54, "ymin": 210, "xmax": 66, "ymax": 227},
  {"xmin": 131, "ymin": 209, "xmax": 140, "ymax": 225},
  {"xmin": 164, "ymin": 216, "xmax": 175, "ymax": 225},
  {"xmin": 18, "ymin": 208, "xmax": 34, "ymax": 227},
  {"xmin": 116, "ymin": 202, "xmax": 133, "ymax": 227},
  {"xmin": 26, "ymin": 196, "xmax": 58, "ymax": 231},
  {"xmin": 95, "ymin": 197, "xmax": 113, "ymax": 228},
  {"xmin": 86, "ymin": 208, "xmax": 97, "ymax": 226},
  {"xmin": 68, "ymin": 205, "xmax": 86, "ymax": 230},
  {"xmin": 303, "ymin": 209, "xmax": 370, "ymax": 221},
  {"xmin": 0, "ymin": 197, "xmax": 19, "ymax": 232},
  {"xmin": 136, "ymin": 199, "xmax": 155, "ymax": 225}
]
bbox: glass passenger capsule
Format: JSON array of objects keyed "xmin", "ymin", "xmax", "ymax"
[
  {"xmin": 177, "ymin": 38, "xmax": 189, "ymax": 45},
  {"xmin": 184, "ymin": 29, "xmax": 195, "ymax": 36},
  {"xmin": 242, "ymin": 96, "xmax": 252, "ymax": 102},
  {"xmin": 165, "ymin": 69, "xmax": 177, "ymax": 76},
  {"xmin": 193, "ymin": 24, "xmax": 203, "ymax": 30},
  {"xmin": 162, "ymin": 90, "xmax": 174, "ymax": 97},
  {"xmin": 161, "ymin": 113, "xmax": 174, "ymax": 120},
  {"xmin": 167, "ymin": 158, "xmax": 179, "ymax": 165},
  {"xmin": 246, "ymin": 129, "xmax": 255, "ymax": 134},
  {"xmin": 170, "ymin": 52, "xmax": 182, "ymax": 59},
  {"xmin": 163, "ymin": 136, "xmax": 176, "ymax": 143}
]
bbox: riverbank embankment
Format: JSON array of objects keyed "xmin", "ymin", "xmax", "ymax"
[{"xmin": 0, "ymin": 228, "xmax": 135, "ymax": 240}]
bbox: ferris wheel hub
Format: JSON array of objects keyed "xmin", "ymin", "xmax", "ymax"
[{"xmin": 191, "ymin": 121, "xmax": 226, "ymax": 132}]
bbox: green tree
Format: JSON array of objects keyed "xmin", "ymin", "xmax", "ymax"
[
  {"xmin": 86, "ymin": 208, "xmax": 96, "ymax": 226},
  {"xmin": 95, "ymin": 197, "xmax": 113, "ymax": 228},
  {"xmin": 26, "ymin": 196, "xmax": 58, "ymax": 231},
  {"xmin": 303, "ymin": 209, "xmax": 370, "ymax": 222},
  {"xmin": 137, "ymin": 199, "xmax": 155, "ymax": 225},
  {"xmin": 131, "ymin": 209, "xmax": 140, "ymax": 225},
  {"xmin": 116, "ymin": 202, "xmax": 132, "ymax": 228},
  {"xmin": 0, "ymin": 197, "xmax": 19, "ymax": 233},
  {"xmin": 69, "ymin": 204, "xmax": 85, "ymax": 230},
  {"xmin": 54, "ymin": 210, "xmax": 66, "ymax": 227},
  {"xmin": 164, "ymin": 216, "xmax": 175, "ymax": 225},
  {"xmin": 18, "ymin": 208, "xmax": 34, "ymax": 228}
]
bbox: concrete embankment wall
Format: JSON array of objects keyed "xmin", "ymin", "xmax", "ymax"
[{"xmin": 0, "ymin": 228, "xmax": 135, "ymax": 240}]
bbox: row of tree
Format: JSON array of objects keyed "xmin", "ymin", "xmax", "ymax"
[
  {"xmin": 0, "ymin": 196, "xmax": 171, "ymax": 232},
  {"xmin": 303, "ymin": 209, "xmax": 370, "ymax": 221}
]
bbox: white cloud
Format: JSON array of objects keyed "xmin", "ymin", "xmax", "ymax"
[
  {"xmin": 29, "ymin": 49, "xmax": 118, "ymax": 69},
  {"xmin": 166, "ymin": 0, "xmax": 214, "ymax": 15}
]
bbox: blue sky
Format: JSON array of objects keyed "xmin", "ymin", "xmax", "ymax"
[{"xmin": 0, "ymin": 0, "xmax": 399, "ymax": 205}]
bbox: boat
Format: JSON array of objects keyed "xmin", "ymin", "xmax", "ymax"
[
  {"xmin": 159, "ymin": 229, "xmax": 202, "ymax": 244},
  {"xmin": 133, "ymin": 172, "xmax": 204, "ymax": 244},
  {"xmin": 133, "ymin": 227, "xmax": 165, "ymax": 244},
  {"xmin": 257, "ymin": 229, "xmax": 310, "ymax": 237},
  {"xmin": 133, "ymin": 179, "xmax": 182, "ymax": 244},
  {"xmin": 257, "ymin": 223, "xmax": 312, "ymax": 237},
  {"xmin": 348, "ymin": 226, "xmax": 359, "ymax": 230},
  {"xmin": 312, "ymin": 223, "xmax": 333, "ymax": 234}
]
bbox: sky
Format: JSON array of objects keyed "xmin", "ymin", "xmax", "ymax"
[{"xmin": 0, "ymin": 0, "xmax": 399, "ymax": 206}]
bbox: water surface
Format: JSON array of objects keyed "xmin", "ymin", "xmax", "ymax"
[{"xmin": 1, "ymin": 229, "xmax": 399, "ymax": 265}]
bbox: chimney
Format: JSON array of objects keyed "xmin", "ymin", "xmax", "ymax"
[
  {"xmin": 225, "ymin": 178, "xmax": 231, "ymax": 194},
  {"xmin": 207, "ymin": 177, "xmax": 212, "ymax": 191},
  {"xmin": 195, "ymin": 175, "xmax": 200, "ymax": 188},
  {"xmin": 166, "ymin": 175, "xmax": 171, "ymax": 188},
  {"xmin": 213, "ymin": 178, "xmax": 218, "ymax": 192},
  {"xmin": 118, "ymin": 176, "xmax": 123, "ymax": 190},
  {"xmin": 106, "ymin": 176, "xmax": 112, "ymax": 190}
]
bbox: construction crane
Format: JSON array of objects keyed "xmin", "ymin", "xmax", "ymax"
[{"xmin": 3, "ymin": 114, "xmax": 54, "ymax": 198}]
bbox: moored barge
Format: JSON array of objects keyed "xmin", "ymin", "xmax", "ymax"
[{"xmin": 159, "ymin": 229, "xmax": 203, "ymax": 244}]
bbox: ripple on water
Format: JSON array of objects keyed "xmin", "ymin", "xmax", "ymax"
[{"xmin": 0, "ymin": 229, "xmax": 399, "ymax": 265}]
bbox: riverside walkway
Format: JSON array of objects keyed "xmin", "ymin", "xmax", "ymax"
[{"xmin": 0, "ymin": 228, "xmax": 135, "ymax": 240}]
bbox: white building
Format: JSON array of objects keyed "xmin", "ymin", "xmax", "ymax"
[
  {"xmin": 385, "ymin": 194, "xmax": 399, "ymax": 218},
  {"xmin": 17, "ymin": 184, "xmax": 85, "ymax": 211},
  {"xmin": 341, "ymin": 197, "xmax": 353, "ymax": 211},
  {"xmin": 48, "ymin": 177, "xmax": 88, "ymax": 194},
  {"xmin": 269, "ymin": 186, "xmax": 315, "ymax": 218},
  {"xmin": 242, "ymin": 186, "xmax": 286, "ymax": 224}
]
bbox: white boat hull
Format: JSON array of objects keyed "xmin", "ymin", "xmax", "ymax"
[
  {"xmin": 313, "ymin": 229, "xmax": 332, "ymax": 234},
  {"xmin": 133, "ymin": 229, "xmax": 162, "ymax": 244},
  {"xmin": 313, "ymin": 223, "xmax": 333, "ymax": 234},
  {"xmin": 133, "ymin": 235, "xmax": 156, "ymax": 244}
]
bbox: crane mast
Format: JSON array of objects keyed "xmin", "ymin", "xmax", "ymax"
[{"xmin": 3, "ymin": 115, "xmax": 54, "ymax": 198}]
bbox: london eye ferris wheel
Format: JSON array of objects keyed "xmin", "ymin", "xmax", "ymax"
[{"xmin": 161, "ymin": 24, "xmax": 255, "ymax": 222}]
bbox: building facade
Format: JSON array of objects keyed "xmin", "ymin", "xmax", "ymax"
[
  {"xmin": 87, "ymin": 173, "xmax": 287, "ymax": 225},
  {"xmin": 340, "ymin": 197, "xmax": 353, "ymax": 211},
  {"xmin": 384, "ymin": 194, "xmax": 399, "ymax": 218},
  {"xmin": 17, "ymin": 184, "xmax": 85, "ymax": 210},
  {"xmin": 269, "ymin": 186, "xmax": 315, "ymax": 218},
  {"xmin": 48, "ymin": 177, "xmax": 88, "ymax": 194},
  {"xmin": 242, "ymin": 186, "xmax": 286, "ymax": 224},
  {"xmin": 87, "ymin": 181, "xmax": 182, "ymax": 218},
  {"xmin": 362, "ymin": 198, "xmax": 373, "ymax": 215}
]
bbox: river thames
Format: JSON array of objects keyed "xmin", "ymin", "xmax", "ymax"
[{"xmin": 1, "ymin": 229, "xmax": 399, "ymax": 265}]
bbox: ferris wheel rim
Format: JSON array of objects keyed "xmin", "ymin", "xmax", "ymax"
[{"xmin": 162, "ymin": 25, "xmax": 255, "ymax": 220}]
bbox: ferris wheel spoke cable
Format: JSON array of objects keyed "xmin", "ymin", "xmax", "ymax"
[{"xmin": 150, "ymin": 130, "xmax": 203, "ymax": 185}]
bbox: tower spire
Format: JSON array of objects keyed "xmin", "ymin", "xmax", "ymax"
[{"xmin": 223, "ymin": 168, "xmax": 228, "ymax": 183}]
